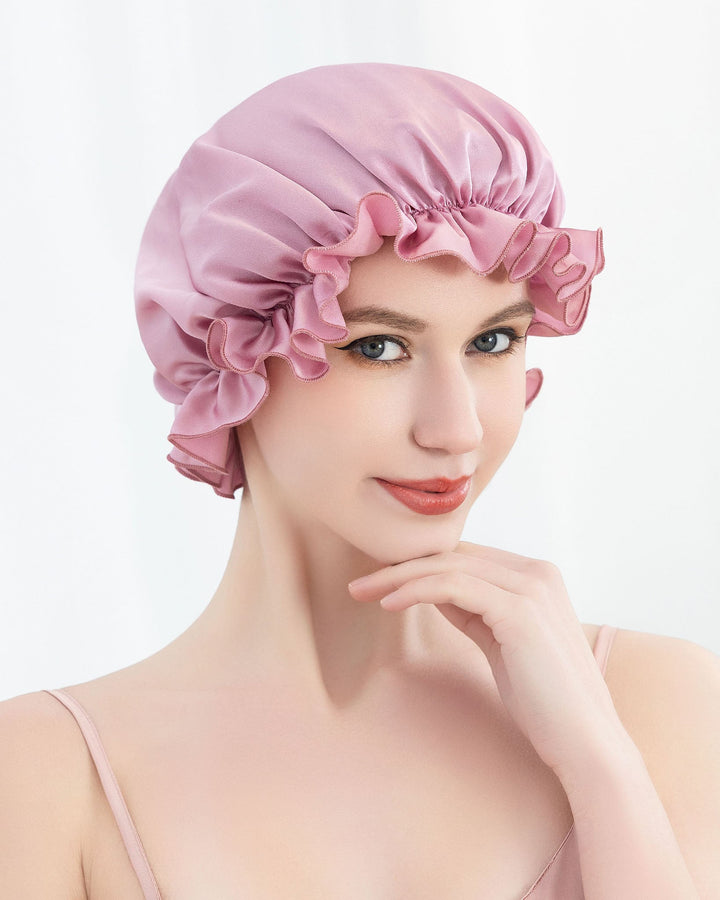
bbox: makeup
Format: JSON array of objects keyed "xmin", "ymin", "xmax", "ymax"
[{"xmin": 374, "ymin": 476, "xmax": 471, "ymax": 515}]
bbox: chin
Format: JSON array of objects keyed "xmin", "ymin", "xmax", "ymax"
[{"xmin": 349, "ymin": 517, "xmax": 470, "ymax": 567}]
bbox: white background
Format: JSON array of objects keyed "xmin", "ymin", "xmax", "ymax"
[{"xmin": 1, "ymin": 0, "xmax": 718, "ymax": 701}]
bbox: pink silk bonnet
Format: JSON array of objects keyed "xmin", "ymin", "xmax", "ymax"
[{"xmin": 134, "ymin": 62, "xmax": 605, "ymax": 498}]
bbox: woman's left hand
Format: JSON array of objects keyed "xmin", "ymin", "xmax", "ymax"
[{"xmin": 348, "ymin": 541, "xmax": 628, "ymax": 781}]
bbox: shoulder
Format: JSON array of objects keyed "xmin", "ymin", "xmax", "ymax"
[
  {"xmin": 602, "ymin": 625, "xmax": 720, "ymax": 755},
  {"xmin": 0, "ymin": 690, "xmax": 91, "ymax": 898},
  {"xmin": 0, "ymin": 689, "xmax": 95, "ymax": 798},
  {"xmin": 582, "ymin": 622, "xmax": 720, "ymax": 738},
  {"xmin": 604, "ymin": 627, "xmax": 720, "ymax": 891},
  {"xmin": 603, "ymin": 626, "xmax": 720, "ymax": 731}
]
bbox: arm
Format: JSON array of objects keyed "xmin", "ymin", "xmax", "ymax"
[
  {"xmin": 350, "ymin": 548, "xmax": 717, "ymax": 897},
  {"xmin": 0, "ymin": 692, "xmax": 89, "ymax": 899},
  {"xmin": 556, "ymin": 634, "xmax": 720, "ymax": 900}
]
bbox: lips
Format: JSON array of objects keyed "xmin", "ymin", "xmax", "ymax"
[
  {"xmin": 379, "ymin": 476, "xmax": 471, "ymax": 494},
  {"xmin": 374, "ymin": 475, "xmax": 472, "ymax": 515}
]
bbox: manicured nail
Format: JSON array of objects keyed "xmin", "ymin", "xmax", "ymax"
[{"xmin": 348, "ymin": 576, "xmax": 371, "ymax": 589}]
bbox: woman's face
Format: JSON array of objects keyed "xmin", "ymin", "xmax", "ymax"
[{"xmin": 237, "ymin": 237, "xmax": 536, "ymax": 565}]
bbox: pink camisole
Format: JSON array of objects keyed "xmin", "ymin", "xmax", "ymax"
[{"xmin": 44, "ymin": 624, "xmax": 619, "ymax": 899}]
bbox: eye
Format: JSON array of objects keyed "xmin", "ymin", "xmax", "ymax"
[
  {"xmin": 335, "ymin": 328, "xmax": 525, "ymax": 368},
  {"xmin": 473, "ymin": 331, "xmax": 512, "ymax": 353},
  {"xmin": 350, "ymin": 336, "xmax": 407, "ymax": 363}
]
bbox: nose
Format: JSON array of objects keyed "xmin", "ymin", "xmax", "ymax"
[{"xmin": 411, "ymin": 360, "xmax": 484, "ymax": 456}]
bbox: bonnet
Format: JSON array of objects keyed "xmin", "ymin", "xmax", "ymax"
[{"xmin": 134, "ymin": 62, "xmax": 604, "ymax": 498}]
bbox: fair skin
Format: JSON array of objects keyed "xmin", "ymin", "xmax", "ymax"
[
  {"xmin": 195, "ymin": 236, "xmax": 536, "ymax": 709},
  {"xmin": 0, "ymin": 237, "xmax": 718, "ymax": 898}
]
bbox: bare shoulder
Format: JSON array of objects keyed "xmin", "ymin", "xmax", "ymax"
[
  {"xmin": 600, "ymin": 625, "xmax": 720, "ymax": 754},
  {"xmin": 0, "ymin": 690, "xmax": 91, "ymax": 898},
  {"xmin": 602, "ymin": 626, "xmax": 720, "ymax": 893},
  {"xmin": 0, "ymin": 689, "xmax": 94, "ymax": 800},
  {"xmin": 601, "ymin": 625, "xmax": 720, "ymax": 733}
]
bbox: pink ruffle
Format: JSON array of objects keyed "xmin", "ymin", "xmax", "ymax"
[
  {"xmin": 302, "ymin": 191, "xmax": 604, "ymax": 338},
  {"xmin": 163, "ymin": 189, "xmax": 602, "ymax": 497},
  {"xmin": 164, "ymin": 287, "xmax": 348, "ymax": 498}
]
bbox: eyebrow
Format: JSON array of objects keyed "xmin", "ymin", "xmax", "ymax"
[{"xmin": 341, "ymin": 299, "xmax": 535, "ymax": 333}]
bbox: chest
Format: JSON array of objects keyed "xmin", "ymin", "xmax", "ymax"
[{"xmin": 84, "ymin": 681, "xmax": 576, "ymax": 899}]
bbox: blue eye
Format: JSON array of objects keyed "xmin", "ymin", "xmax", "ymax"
[
  {"xmin": 472, "ymin": 331, "xmax": 511, "ymax": 353},
  {"xmin": 336, "ymin": 329, "xmax": 525, "ymax": 367},
  {"xmin": 351, "ymin": 337, "xmax": 407, "ymax": 363}
]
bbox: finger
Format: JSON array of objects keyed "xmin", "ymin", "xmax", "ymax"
[
  {"xmin": 434, "ymin": 602, "xmax": 498, "ymax": 659},
  {"xmin": 454, "ymin": 540, "xmax": 546, "ymax": 573},
  {"xmin": 378, "ymin": 571, "xmax": 519, "ymax": 633},
  {"xmin": 349, "ymin": 552, "xmax": 528, "ymax": 601}
]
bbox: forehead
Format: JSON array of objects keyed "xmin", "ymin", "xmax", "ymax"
[{"xmin": 337, "ymin": 238, "xmax": 529, "ymax": 322}]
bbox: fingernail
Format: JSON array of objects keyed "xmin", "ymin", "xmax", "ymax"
[{"xmin": 348, "ymin": 576, "xmax": 371, "ymax": 589}]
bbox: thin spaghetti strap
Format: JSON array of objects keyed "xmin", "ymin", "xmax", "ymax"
[
  {"xmin": 43, "ymin": 688, "xmax": 162, "ymax": 900},
  {"xmin": 593, "ymin": 625, "xmax": 619, "ymax": 677}
]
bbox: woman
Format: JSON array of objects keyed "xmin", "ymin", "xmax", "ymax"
[{"xmin": 0, "ymin": 62, "xmax": 717, "ymax": 899}]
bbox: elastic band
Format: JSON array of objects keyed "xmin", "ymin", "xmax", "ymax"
[
  {"xmin": 43, "ymin": 688, "xmax": 161, "ymax": 900},
  {"xmin": 593, "ymin": 624, "xmax": 619, "ymax": 676},
  {"xmin": 44, "ymin": 625, "xmax": 618, "ymax": 900}
]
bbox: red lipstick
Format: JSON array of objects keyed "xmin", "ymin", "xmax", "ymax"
[{"xmin": 374, "ymin": 475, "xmax": 471, "ymax": 515}]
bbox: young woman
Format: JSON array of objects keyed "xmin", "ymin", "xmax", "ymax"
[{"xmin": 1, "ymin": 62, "xmax": 717, "ymax": 899}]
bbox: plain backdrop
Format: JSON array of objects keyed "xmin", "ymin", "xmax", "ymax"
[{"xmin": 1, "ymin": 0, "xmax": 718, "ymax": 701}]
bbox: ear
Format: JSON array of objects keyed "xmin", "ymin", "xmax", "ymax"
[{"xmin": 524, "ymin": 367, "xmax": 543, "ymax": 409}]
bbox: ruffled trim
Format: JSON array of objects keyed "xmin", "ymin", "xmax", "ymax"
[
  {"xmin": 164, "ymin": 285, "xmax": 349, "ymax": 498},
  {"xmin": 165, "ymin": 190, "xmax": 603, "ymax": 498},
  {"xmin": 302, "ymin": 191, "xmax": 604, "ymax": 338}
]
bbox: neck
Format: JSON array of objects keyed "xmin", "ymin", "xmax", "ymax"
[{"xmin": 182, "ymin": 483, "xmax": 455, "ymax": 714}]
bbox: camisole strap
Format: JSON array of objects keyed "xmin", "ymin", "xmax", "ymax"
[
  {"xmin": 43, "ymin": 688, "xmax": 162, "ymax": 900},
  {"xmin": 42, "ymin": 627, "xmax": 619, "ymax": 900},
  {"xmin": 520, "ymin": 624, "xmax": 620, "ymax": 898},
  {"xmin": 593, "ymin": 624, "xmax": 619, "ymax": 676}
]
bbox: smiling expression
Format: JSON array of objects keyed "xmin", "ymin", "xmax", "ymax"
[{"xmin": 236, "ymin": 238, "xmax": 536, "ymax": 564}]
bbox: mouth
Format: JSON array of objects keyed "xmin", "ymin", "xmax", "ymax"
[
  {"xmin": 374, "ymin": 475, "xmax": 472, "ymax": 515},
  {"xmin": 378, "ymin": 476, "xmax": 472, "ymax": 493}
]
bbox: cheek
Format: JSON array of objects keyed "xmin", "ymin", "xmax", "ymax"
[
  {"xmin": 478, "ymin": 366, "xmax": 528, "ymax": 445},
  {"xmin": 247, "ymin": 360, "xmax": 371, "ymax": 490}
]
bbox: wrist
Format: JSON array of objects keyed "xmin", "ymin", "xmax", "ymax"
[{"xmin": 554, "ymin": 718, "xmax": 646, "ymax": 806}]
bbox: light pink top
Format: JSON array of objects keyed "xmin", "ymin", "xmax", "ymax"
[{"xmin": 45, "ymin": 624, "xmax": 618, "ymax": 898}]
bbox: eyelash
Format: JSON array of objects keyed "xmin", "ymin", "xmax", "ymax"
[{"xmin": 336, "ymin": 328, "xmax": 527, "ymax": 368}]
